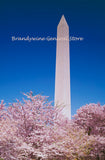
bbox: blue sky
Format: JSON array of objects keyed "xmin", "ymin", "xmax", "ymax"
[{"xmin": 0, "ymin": 0, "xmax": 105, "ymax": 116}]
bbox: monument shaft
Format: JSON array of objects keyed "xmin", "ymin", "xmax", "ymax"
[{"xmin": 55, "ymin": 15, "xmax": 71, "ymax": 119}]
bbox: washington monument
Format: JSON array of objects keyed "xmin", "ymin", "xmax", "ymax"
[{"xmin": 55, "ymin": 15, "xmax": 71, "ymax": 119}]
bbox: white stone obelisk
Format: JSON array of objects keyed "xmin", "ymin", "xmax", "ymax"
[{"xmin": 55, "ymin": 15, "xmax": 71, "ymax": 119}]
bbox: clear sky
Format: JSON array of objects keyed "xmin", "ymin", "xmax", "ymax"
[{"xmin": 0, "ymin": 0, "xmax": 105, "ymax": 117}]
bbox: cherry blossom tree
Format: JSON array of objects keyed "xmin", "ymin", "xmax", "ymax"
[
  {"xmin": 0, "ymin": 92, "xmax": 70, "ymax": 160},
  {"xmin": 73, "ymin": 103, "xmax": 105, "ymax": 159},
  {"xmin": 0, "ymin": 93, "xmax": 105, "ymax": 160}
]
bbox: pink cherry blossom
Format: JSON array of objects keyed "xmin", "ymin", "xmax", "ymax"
[{"xmin": 0, "ymin": 93, "xmax": 105, "ymax": 160}]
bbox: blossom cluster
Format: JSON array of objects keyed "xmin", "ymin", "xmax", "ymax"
[{"xmin": 0, "ymin": 92, "xmax": 105, "ymax": 160}]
